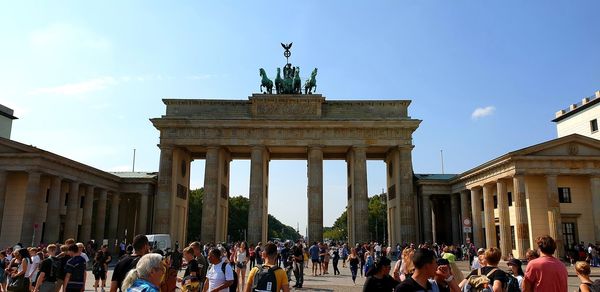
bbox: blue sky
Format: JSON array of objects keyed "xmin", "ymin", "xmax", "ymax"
[{"xmin": 2, "ymin": 1, "xmax": 600, "ymax": 236}]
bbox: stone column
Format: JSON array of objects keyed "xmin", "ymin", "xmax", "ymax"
[
  {"xmin": 350, "ymin": 146, "xmax": 369, "ymax": 243},
  {"xmin": 44, "ymin": 176, "xmax": 61, "ymax": 244},
  {"xmin": 591, "ymin": 176, "xmax": 600, "ymax": 244},
  {"xmin": 95, "ymin": 189, "xmax": 108, "ymax": 244},
  {"xmin": 546, "ymin": 174, "xmax": 563, "ymax": 258},
  {"xmin": 21, "ymin": 171, "xmax": 41, "ymax": 246},
  {"xmin": 451, "ymin": 193, "xmax": 461, "ymax": 244},
  {"xmin": 422, "ymin": 193, "xmax": 433, "ymax": 243},
  {"xmin": 460, "ymin": 190, "xmax": 471, "ymax": 244},
  {"xmin": 109, "ymin": 192, "xmax": 120, "ymax": 248},
  {"xmin": 64, "ymin": 180, "xmax": 80, "ymax": 240},
  {"xmin": 483, "ymin": 184, "xmax": 496, "ymax": 248},
  {"xmin": 307, "ymin": 146, "xmax": 323, "ymax": 243},
  {"xmin": 248, "ymin": 146, "xmax": 269, "ymax": 244},
  {"xmin": 80, "ymin": 185, "xmax": 95, "ymax": 243},
  {"xmin": 513, "ymin": 175, "xmax": 530, "ymax": 258},
  {"xmin": 137, "ymin": 192, "xmax": 149, "ymax": 235},
  {"xmin": 470, "ymin": 187, "xmax": 483, "ymax": 247},
  {"xmin": 154, "ymin": 145, "xmax": 174, "ymax": 234},
  {"xmin": 0, "ymin": 171, "xmax": 7, "ymax": 238},
  {"xmin": 398, "ymin": 146, "xmax": 416, "ymax": 243},
  {"xmin": 497, "ymin": 180, "xmax": 512, "ymax": 258},
  {"xmin": 201, "ymin": 146, "xmax": 219, "ymax": 243}
]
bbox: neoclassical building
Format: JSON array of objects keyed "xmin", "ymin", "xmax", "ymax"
[
  {"xmin": 1, "ymin": 88, "xmax": 599, "ymax": 258},
  {"xmin": 0, "ymin": 136, "xmax": 156, "ymax": 248},
  {"xmin": 416, "ymin": 134, "xmax": 600, "ymax": 259}
]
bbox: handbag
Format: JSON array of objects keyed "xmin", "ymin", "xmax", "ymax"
[{"xmin": 7, "ymin": 275, "xmax": 28, "ymax": 292}]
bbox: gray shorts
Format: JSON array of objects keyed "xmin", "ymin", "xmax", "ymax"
[{"xmin": 39, "ymin": 281, "xmax": 56, "ymax": 292}]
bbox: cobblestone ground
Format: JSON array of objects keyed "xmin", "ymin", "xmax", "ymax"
[{"xmin": 84, "ymin": 259, "xmax": 599, "ymax": 291}]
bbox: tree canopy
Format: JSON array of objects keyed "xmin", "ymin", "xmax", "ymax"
[
  {"xmin": 323, "ymin": 193, "xmax": 388, "ymax": 244},
  {"xmin": 187, "ymin": 189, "xmax": 301, "ymax": 243}
]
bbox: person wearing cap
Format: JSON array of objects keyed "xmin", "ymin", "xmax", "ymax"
[
  {"xmin": 471, "ymin": 248, "xmax": 486, "ymax": 270},
  {"xmin": 507, "ymin": 258, "xmax": 524, "ymax": 289}
]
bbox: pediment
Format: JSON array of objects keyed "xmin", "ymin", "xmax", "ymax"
[
  {"xmin": 0, "ymin": 138, "xmax": 38, "ymax": 154},
  {"xmin": 513, "ymin": 134, "xmax": 600, "ymax": 157}
]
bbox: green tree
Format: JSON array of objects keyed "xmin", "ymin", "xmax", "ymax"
[
  {"xmin": 324, "ymin": 193, "xmax": 387, "ymax": 243},
  {"xmin": 228, "ymin": 196, "xmax": 250, "ymax": 242},
  {"xmin": 368, "ymin": 194, "xmax": 387, "ymax": 244},
  {"xmin": 268, "ymin": 215, "xmax": 301, "ymax": 241},
  {"xmin": 324, "ymin": 209, "xmax": 347, "ymax": 241},
  {"xmin": 187, "ymin": 188, "xmax": 204, "ymax": 242}
]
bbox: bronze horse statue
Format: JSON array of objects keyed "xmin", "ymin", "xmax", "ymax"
[
  {"xmin": 274, "ymin": 68, "xmax": 283, "ymax": 94},
  {"xmin": 293, "ymin": 67, "xmax": 301, "ymax": 94},
  {"xmin": 304, "ymin": 68, "xmax": 318, "ymax": 94},
  {"xmin": 259, "ymin": 68, "xmax": 273, "ymax": 94}
]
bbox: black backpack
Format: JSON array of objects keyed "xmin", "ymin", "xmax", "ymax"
[
  {"xmin": 220, "ymin": 263, "xmax": 238, "ymax": 292},
  {"xmin": 506, "ymin": 275, "xmax": 520, "ymax": 292},
  {"xmin": 251, "ymin": 264, "xmax": 280, "ymax": 292},
  {"xmin": 49, "ymin": 256, "xmax": 61, "ymax": 281},
  {"xmin": 585, "ymin": 280, "xmax": 600, "ymax": 292}
]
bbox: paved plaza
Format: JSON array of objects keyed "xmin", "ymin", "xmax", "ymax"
[{"xmin": 83, "ymin": 259, "xmax": 598, "ymax": 292}]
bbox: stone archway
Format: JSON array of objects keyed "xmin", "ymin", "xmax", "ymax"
[{"xmin": 151, "ymin": 94, "xmax": 420, "ymax": 245}]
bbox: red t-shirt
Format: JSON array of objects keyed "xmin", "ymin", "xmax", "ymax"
[{"xmin": 524, "ymin": 255, "xmax": 567, "ymax": 291}]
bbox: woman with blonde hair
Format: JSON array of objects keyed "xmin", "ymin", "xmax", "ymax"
[
  {"xmin": 398, "ymin": 247, "xmax": 415, "ymax": 281},
  {"xmin": 575, "ymin": 261, "xmax": 599, "ymax": 292},
  {"xmin": 121, "ymin": 253, "xmax": 165, "ymax": 292}
]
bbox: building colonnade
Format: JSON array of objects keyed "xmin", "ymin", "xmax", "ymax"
[{"xmin": 0, "ymin": 170, "xmax": 154, "ymax": 248}]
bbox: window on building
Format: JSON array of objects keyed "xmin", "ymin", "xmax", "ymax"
[
  {"xmin": 510, "ymin": 226, "xmax": 516, "ymax": 249},
  {"xmin": 64, "ymin": 193, "xmax": 69, "ymax": 206},
  {"xmin": 80, "ymin": 196, "xmax": 85, "ymax": 208},
  {"xmin": 493, "ymin": 195, "xmax": 498, "ymax": 209},
  {"xmin": 507, "ymin": 192, "xmax": 513, "ymax": 207},
  {"xmin": 591, "ymin": 119, "xmax": 598, "ymax": 133},
  {"xmin": 481, "ymin": 198, "xmax": 484, "ymax": 210},
  {"xmin": 562, "ymin": 222, "xmax": 577, "ymax": 249},
  {"xmin": 45, "ymin": 189, "xmax": 50, "ymax": 203},
  {"xmin": 558, "ymin": 187, "xmax": 572, "ymax": 203}
]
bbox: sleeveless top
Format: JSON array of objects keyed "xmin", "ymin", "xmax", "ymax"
[{"xmin": 236, "ymin": 249, "xmax": 247, "ymax": 263}]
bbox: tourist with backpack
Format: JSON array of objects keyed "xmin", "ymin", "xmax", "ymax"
[
  {"xmin": 506, "ymin": 259, "xmax": 523, "ymax": 292},
  {"xmin": 33, "ymin": 244, "xmax": 57, "ymax": 292},
  {"xmin": 92, "ymin": 245, "xmax": 111, "ymax": 292},
  {"xmin": 459, "ymin": 247, "xmax": 508, "ymax": 292},
  {"xmin": 575, "ymin": 261, "xmax": 600, "ymax": 292},
  {"xmin": 110, "ymin": 235, "xmax": 150, "ymax": 292},
  {"xmin": 55, "ymin": 245, "xmax": 70, "ymax": 292},
  {"xmin": 204, "ymin": 248, "xmax": 234, "ymax": 292},
  {"xmin": 244, "ymin": 242, "xmax": 289, "ymax": 292}
]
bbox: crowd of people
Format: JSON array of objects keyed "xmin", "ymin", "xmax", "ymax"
[{"xmin": 0, "ymin": 235, "xmax": 598, "ymax": 292}]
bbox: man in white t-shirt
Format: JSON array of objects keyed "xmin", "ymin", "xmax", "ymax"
[{"xmin": 204, "ymin": 248, "xmax": 234, "ymax": 292}]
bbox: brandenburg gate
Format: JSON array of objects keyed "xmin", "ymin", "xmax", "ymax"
[{"xmin": 151, "ymin": 94, "xmax": 421, "ymax": 245}]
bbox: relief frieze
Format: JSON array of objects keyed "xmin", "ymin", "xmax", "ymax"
[{"xmin": 162, "ymin": 127, "xmax": 412, "ymax": 142}]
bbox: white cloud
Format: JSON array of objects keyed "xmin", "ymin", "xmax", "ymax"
[
  {"xmin": 28, "ymin": 77, "xmax": 118, "ymax": 95},
  {"xmin": 29, "ymin": 23, "xmax": 112, "ymax": 52},
  {"xmin": 471, "ymin": 106, "xmax": 495, "ymax": 120},
  {"xmin": 187, "ymin": 74, "xmax": 216, "ymax": 80}
]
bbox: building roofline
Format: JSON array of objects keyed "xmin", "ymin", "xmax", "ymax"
[{"xmin": 552, "ymin": 90, "xmax": 600, "ymax": 122}]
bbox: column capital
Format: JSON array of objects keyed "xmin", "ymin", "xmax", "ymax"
[
  {"xmin": 545, "ymin": 173, "xmax": 558, "ymax": 180},
  {"xmin": 307, "ymin": 144, "xmax": 324, "ymax": 150},
  {"xmin": 468, "ymin": 185, "xmax": 482, "ymax": 191},
  {"xmin": 205, "ymin": 145, "xmax": 220, "ymax": 151},
  {"xmin": 352, "ymin": 145, "xmax": 369, "ymax": 151}
]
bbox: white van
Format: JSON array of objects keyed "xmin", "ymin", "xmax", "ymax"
[{"xmin": 147, "ymin": 234, "xmax": 172, "ymax": 253}]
